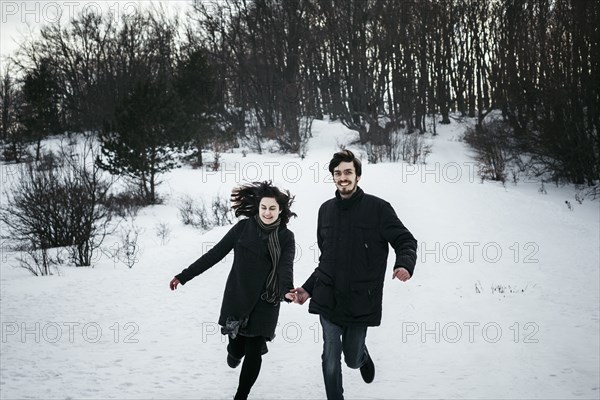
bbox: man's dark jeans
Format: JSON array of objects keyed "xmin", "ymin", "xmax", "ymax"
[{"xmin": 320, "ymin": 315, "xmax": 368, "ymax": 400}]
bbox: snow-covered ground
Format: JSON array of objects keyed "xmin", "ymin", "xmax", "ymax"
[{"xmin": 1, "ymin": 119, "xmax": 598, "ymax": 399}]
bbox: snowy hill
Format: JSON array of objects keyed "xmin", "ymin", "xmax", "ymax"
[{"xmin": 1, "ymin": 119, "xmax": 599, "ymax": 399}]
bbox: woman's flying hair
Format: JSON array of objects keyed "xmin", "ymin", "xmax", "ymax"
[{"xmin": 230, "ymin": 181, "xmax": 297, "ymax": 224}]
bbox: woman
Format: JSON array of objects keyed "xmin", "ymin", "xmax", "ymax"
[{"xmin": 169, "ymin": 181, "xmax": 296, "ymax": 400}]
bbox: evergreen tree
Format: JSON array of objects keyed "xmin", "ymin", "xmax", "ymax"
[
  {"xmin": 98, "ymin": 79, "xmax": 188, "ymax": 204},
  {"xmin": 174, "ymin": 48, "xmax": 219, "ymax": 167},
  {"xmin": 19, "ymin": 62, "xmax": 62, "ymax": 160}
]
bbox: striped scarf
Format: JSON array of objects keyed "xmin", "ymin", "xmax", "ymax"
[{"xmin": 255, "ymin": 215, "xmax": 282, "ymax": 304}]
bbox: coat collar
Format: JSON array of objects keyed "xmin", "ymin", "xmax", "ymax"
[{"xmin": 334, "ymin": 186, "xmax": 364, "ymax": 210}]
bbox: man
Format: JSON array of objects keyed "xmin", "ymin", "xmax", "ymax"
[{"xmin": 290, "ymin": 149, "xmax": 417, "ymax": 400}]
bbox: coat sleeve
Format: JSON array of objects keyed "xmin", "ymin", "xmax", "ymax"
[
  {"xmin": 380, "ymin": 201, "xmax": 418, "ymax": 277},
  {"xmin": 175, "ymin": 221, "xmax": 242, "ymax": 285},
  {"xmin": 278, "ymin": 231, "xmax": 296, "ymax": 301},
  {"xmin": 302, "ymin": 273, "xmax": 317, "ymax": 296}
]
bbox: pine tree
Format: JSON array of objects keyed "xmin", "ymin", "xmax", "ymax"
[
  {"xmin": 19, "ymin": 62, "xmax": 62, "ymax": 160},
  {"xmin": 98, "ymin": 79, "xmax": 189, "ymax": 204},
  {"xmin": 174, "ymin": 48, "xmax": 219, "ymax": 167}
]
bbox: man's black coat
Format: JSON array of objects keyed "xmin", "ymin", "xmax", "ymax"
[{"xmin": 302, "ymin": 187, "xmax": 417, "ymax": 326}]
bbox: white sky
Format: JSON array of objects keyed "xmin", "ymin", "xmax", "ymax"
[{"xmin": 0, "ymin": 0, "xmax": 194, "ymax": 68}]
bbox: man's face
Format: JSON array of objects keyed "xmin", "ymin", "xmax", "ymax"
[{"xmin": 333, "ymin": 161, "xmax": 360, "ymax": 199}]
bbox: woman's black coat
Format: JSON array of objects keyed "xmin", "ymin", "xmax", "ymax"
[{"xmin": 176, "ymin": 217, "xmax": 295, "ymax": 340}]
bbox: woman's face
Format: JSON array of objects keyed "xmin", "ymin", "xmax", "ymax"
[{"xmin": 259, "ymin": 197, "xmax": 281, "ymax": 225}]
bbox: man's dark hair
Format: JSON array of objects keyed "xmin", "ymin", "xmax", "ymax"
[
  {"xmin": 231, "ymin": 181, "xmax": 297, "ymax": 224},
  {"xmin": 328, "ymin": 149, "xmax": 362, "ymax": 177}
]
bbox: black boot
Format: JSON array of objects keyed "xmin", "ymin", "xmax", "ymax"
[
  {"xmin": 227, "ymin": 353, "xmax": 242, "ymax": 368},
  {"xmin": 360, "ymin": 350, "xmax": 375, "ymax": 384}
]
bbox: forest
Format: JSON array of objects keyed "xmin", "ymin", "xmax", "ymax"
[{"xmin": 1, "ymin": 0, "xmax": 598, "ymax": 198}]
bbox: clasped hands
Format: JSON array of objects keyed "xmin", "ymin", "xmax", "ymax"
[{"xmin": 285, "ymin": 267, "xmax": 410, "ymax": 304}]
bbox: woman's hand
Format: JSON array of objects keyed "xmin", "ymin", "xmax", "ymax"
[
  {"xmin": 288, "ymin": 287, "xmax": 310, "ymax": 305},
  {"xmin": 284, "ymin": 292, "xmax": 296, "ymax": 302},
  {"xmin": 169, "ymin": 277, "xmax": 181, "ymax": 290}
]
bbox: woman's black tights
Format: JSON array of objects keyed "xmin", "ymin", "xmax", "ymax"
[{"xmin": 228, "ymin": 335, "xmax": 265, "ymax": 400}]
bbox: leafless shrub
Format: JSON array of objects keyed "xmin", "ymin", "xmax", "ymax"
[
  {"xmin": 155, "ymin": 222, "xmax": 172, "ymax": 245},
  {"xmin": 211, "ymin": 195, "xmax": 235, "ymax": 226},
  {"xmin": 104, "ymin": 187, "xmax": 148, "ymax": 218},
  {"xmin": 178, "ymin": 193, "xmax": 234, "ymax": 230},
  {"xmin": 117, "ymin": 222, "xmax": 142, "ymax": 269},
  {"xmin": 365, "ymin": 129, "xmax": 431, "ymax": 165},
  {"xmin": 14, "ymin": 241, "xmax": 58, "ymax": 276},
  {"xmin": 0, "ymin": 139, "xmax": 116, "ymax": 272},
  {"xmin": 464, "ymin": 120, "xmax": 514, "ymax": 182},
  {"xmin": 177, "ymin": 195, "xmax": 212, "ymax": 230}
]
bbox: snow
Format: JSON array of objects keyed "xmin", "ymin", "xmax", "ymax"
[{"xmin": 1, "ymin": 118, "xmax": 599, "ymax": 399}]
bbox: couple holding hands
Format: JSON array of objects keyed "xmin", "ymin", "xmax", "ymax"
[{"xmin": 170, "ymin": 150, "xmax": 417, "ymax": 400}]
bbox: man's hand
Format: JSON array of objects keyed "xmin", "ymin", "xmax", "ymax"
[
  {"xmin": 170, "ymin": 277, "xmax": 181, "ymax": 290},
  {"xmin": 392, "ymin": 267, "xmax": 411, "ymax": 282},
  {"xmin": 288, "ymin": 287, "xmax": 310, "ymax": 305}
]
